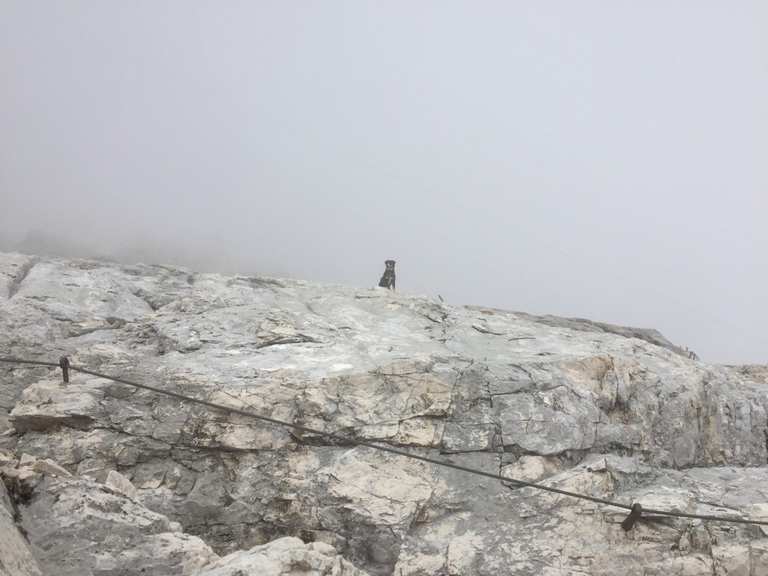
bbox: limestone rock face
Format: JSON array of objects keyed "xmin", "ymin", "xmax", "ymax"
[
  {"xmin": 0, "ymin": 454, "xmax": 217, "ymax": 576},
  {"xmin": 2, "ymin": 251, "xmax": 768, "ymax": 575}
]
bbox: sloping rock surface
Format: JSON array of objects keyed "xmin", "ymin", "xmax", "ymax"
[
  {"xmin": 197, "ymin": 536, "xmax": 369, "ymax": 576},
  {"xmin": 2, "ymin": 251, "xmax": 768, "ymax": 575}
]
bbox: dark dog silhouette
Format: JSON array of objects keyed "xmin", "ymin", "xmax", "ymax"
[{"xmin": 378, "ymin": 260, "xmax": 396, "ymax": 290}]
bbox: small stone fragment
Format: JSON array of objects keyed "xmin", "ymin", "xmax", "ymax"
[
  {"xmin": 32, "ymin": 458, "xmax": 73, "ymax": 478},
  {"xmin": 106, "ymin": 470, "xmax": 138, "ymax": 498}
]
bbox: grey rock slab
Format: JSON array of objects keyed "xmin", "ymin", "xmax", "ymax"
[
  {"xmin": 10, "ymin": 379, "xmax": 104, "ymax": 433},
  {"xmin": 105, "ymin": 469, "xmax": 138, "ymax": 498}
]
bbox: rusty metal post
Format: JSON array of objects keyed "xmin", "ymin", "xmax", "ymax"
[
  {"xmin": 59, "ymin": 356, "xmax": 70, "ymax": 384},
  {"xmin": 621, "ymin": 502, "xmax": 643, "ymax": 531}
]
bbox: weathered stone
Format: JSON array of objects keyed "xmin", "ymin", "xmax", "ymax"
[
  {"xmin": 2, "ymin": 251, "xmax": 768, "ymax": 575},
  {"xmin": 501, "ymin": 455, "xmax": 561, "ymax": 483},
  {"xmin": 0, "ymin": 465, "xmax": 42, "ymax": 494},
  {"xmin": 18, "ymin": 453, "xmax": 35, "ymax": 467},
  {"xmin": 0, "ymin": 480, "xmax": 43, "ymax": 576},
  {"xmin": 32, "ymin": 457, "xmax": 72, "ymax": 478},
  {"xmin": 106, "ymin": 469, "xmax": 138, "ymax": 498},
  {"xmin": 18, "ymin": 475, "xmax": 218, "ymax": 576},
  {"xmin": 0, "ymin": 449, "xmax": 16, "ymax": 468},
  {"xmin": 10, "ymin": 380, "xmax": 101, "ymax": 433},
  {"xmin": 195, "ymin": 536, "xmax": 370, "ymax": 576}
]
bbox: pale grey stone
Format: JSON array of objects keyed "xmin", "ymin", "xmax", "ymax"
[
  {"xmin": 0, "ymin": 480, "xmax": 43, "ymax": 576},
  {"xmin": 106, "ymin": 469, "xmax": 138, "ymax": 498},
  {"xmin": 32, "ymin": 458, "xmax": 72, "ymax": 478},
  {"xmin": 195, "ymin": 536, "xmax": 370, "ymax": 576},
  {"xmin": 2, "ymin": 251, "xmax": 768, "ymax": 575}
]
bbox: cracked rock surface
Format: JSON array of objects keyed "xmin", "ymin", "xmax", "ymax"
[{"xmin": 2, "ymin": 251, "xmax": 768, "ymax": 575}]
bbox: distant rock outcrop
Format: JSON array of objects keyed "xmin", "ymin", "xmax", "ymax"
[{"xmin": 1, "ymin": 251, "xmax": 768, "ymax": 575}]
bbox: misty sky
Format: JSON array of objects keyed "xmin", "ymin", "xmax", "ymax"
[{"xmin": 1, "ymin": 1, "xmax": 766, "ymax": 364}]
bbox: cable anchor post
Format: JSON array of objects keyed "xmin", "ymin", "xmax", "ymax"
[
  {"xmin": 59, "ymin": 356, "xmax": 70, "ymax": 384},
  {"xmin": 621, "ymin": 502, "xmax": 643, "ymax": 531}
]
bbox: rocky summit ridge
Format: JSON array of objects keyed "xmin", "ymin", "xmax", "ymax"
[{"xmin": 1, "ymin": 251, "xmax": 768, "ymax": 576}]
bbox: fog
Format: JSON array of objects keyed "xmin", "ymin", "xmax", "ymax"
[{"xmin": 1, "ymin": 1, "xmax": 766, "ymax": 364}]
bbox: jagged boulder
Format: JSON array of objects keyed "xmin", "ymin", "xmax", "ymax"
[
  {"xmin": 1, "ymin": 454, "xmax": 218, "ymax": 576},
  {"xmin": 196, "ymin": 537, "xmax": 370, "ymax": 576}
]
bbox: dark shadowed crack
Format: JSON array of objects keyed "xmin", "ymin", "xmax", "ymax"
[
  {"xmin": 245, "ymin": 276, "xmax": 285, "ymax": 289},
  {"xmin": 489, "ymin": 383, "xmax": 566, "ymax": 400},
  {"xmin": 255, "ymin": 334, "xmax": 320, "ymax": 350},
  {"xmin": 11, "ymin": 414, "xmax": 95, "ymax": 434},
  {"xmin": 764, "ymin": 424, "xmax": 768, "ymax": 464},
  {"xmin": 507, "ymin": 363, "xmax": 536, "ymax": 384},
  {"xmin": 370, "ymin": 369, "xmax": 432, "ymax": 379},
  {"xmin": 66, "ymin": 317, "xmax": 127, "ymax": 338},
  {"xmin": 419, "ymin": 313, "xmax": 443, "ymax": 324},
  {"xmin": 7, "ymin": 257, "xmax": 38, "ymax": 299},
  {"xmin": 444, "ymin": 359, "xmax": 475, "ymax": 414},
  {"xmin": 131, "ymin": 289, "xmax": 161, "ymax": 312},
  {"xmin": 491, "ymin": 420, "xmax": 509, "ymax": 486},
  {"xmin": 472, "ymin": 324, "xmax": 505, "ymax": 336},
  {"xmin": 91, "ymin": 423, "xmax": 272, "ymax": 455},
  {"xmin": 407, "ymin": 301, "xmax": 453, "ymax": 343}
]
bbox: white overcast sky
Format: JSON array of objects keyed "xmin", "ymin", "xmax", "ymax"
[{"xmin": 1, "ymin": 1, "xmax": 766, "ymax": 364}]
